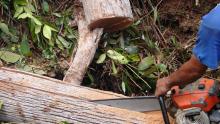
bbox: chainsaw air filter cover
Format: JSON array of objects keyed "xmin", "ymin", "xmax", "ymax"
[
  {"xmin": 171, "ymin": 78, "xmax": 220, "ymax": 112},
  {"xmin": 175, "ymin": 108, "xmax": 210, "ymax": 124}
]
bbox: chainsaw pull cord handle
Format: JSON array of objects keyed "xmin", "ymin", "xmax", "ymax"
[{"xmin": 158, "ymin": 96, "xmax": 170, "ymax": 124}]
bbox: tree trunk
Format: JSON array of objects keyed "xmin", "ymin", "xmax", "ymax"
[
  {"xmin": 81, "ymin": 0, "xmax": 133, "ymax": 32},
  {"xmin": 0, "ymin": 68, "xmax": 173, "ymax": 123}
]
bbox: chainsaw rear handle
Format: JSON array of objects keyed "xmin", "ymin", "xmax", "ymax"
[{"xmin": 158, "ymin": 96, "xmax": 170, "ymax": 124}]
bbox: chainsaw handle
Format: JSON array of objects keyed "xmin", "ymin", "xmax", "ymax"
[{"xmin": 158, "ymin": 96, "xmax": 170, "ymax": 124}]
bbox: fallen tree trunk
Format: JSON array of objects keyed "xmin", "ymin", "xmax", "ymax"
[
  {"xmin": 0, "ymin": 68, "xmax": 125, "ymax": 100},
  {"xmin": 0, "ymin": 68, "xmax": 173, "ymax": 123}
]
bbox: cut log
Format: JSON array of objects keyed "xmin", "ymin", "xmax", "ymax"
[
  {"xmin": 0, "ymin": 68, "xmax": 167, "ymax": 123},
  {"xmin": 0, "ymin": 68, "xmax": 174, "ymax": 123},
  {"xmin": 81, "ymin": 0, "xmax": 133, "ymax": 32},
  {"xmin": 63, "ymin": 7, "xmax": 103, "ymax": 84},
  {"xmin": 0, "ymin": 68, "xmax": 125, "ymax": 100}
]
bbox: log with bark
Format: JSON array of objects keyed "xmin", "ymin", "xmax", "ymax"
[
  {"xmin": 0, "ymin": 68, "xmax": 173, "ymax": 123},
  {"xmin": 63, "ymin": 0, "xmax": 133, "ymax": 84}
]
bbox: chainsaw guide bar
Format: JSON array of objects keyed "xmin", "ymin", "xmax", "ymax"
[{"xmin": 91, "ymin": 96, "xmax": 161, "ymax": 112}]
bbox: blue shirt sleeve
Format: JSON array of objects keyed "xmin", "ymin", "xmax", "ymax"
[{"xmin": 193, "ymin": 4, "xmax": 220, "ymax": 70}]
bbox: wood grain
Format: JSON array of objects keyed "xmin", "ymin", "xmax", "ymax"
[{"xmin": 0, "ymin": 68, "xmax": 173, "ymax": 123}]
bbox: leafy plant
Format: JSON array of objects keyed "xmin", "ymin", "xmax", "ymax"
[{"xmin": 0, "ymin": 0, "xmax": 78, "ymax": 76}]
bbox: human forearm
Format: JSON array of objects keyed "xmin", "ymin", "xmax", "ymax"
[{"xmin": 167, "ymin": 55, "xmax": 207, "ymax": 87}]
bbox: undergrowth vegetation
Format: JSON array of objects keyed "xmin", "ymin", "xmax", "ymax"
[
  {"xmin": 0, "ymin": 0, "xmax": 77, "ymax": 76},
  {"xmin": 0, "ymin": 0, "xmax": 217, "ymax": 96}
]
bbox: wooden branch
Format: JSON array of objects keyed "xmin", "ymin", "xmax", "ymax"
[
  {"xmin": 81, "ymin": 0, "xmax": 133, "ymax": 32},
  {"xmin": 63, "ymin": 8, "xmax": 103, "ymax": 84},
  {"xmin": 0, "ymin": 68, "xmax": 173, "ymax": 123}
]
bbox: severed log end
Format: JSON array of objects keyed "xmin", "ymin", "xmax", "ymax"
[
  {"xmin": 82, "ymin": 0, "xmax": 134, "ymax": 32},
  {"xmin": 88, "ymin": 17, "xmax": 133, "ymax": 32}
]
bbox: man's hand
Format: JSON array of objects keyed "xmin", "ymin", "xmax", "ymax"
[{"xmin": 155, "ymin": 77, "xmax": 171, "ymax": 97}]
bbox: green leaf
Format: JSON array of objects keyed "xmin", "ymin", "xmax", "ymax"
[
  {"xmin": 19, "ymin": 13, "xmax": 42, "ymax": 26},
  {"xmin": 42, "ymin": 1, "xmax": 49, "ymax": 13},
  {"xmin": 18, "ymin": 65, "xmax": 47, "ymax": 75},
  {"xmin": 121, "ymin": 81, "xmax": 126, "ymax": 93},
  {"xmin": 0, "ymin": 100, "xmax": 3, "ymax": 110},
  {"xmin": 28, "ymin": 4, "xmax": 36, "ymax": 13},
  {"xmin": 153, "ymin": 7, "xmax": 158, "ymax": 23},
  {"xmin": 24, "ymin": 6, "xmax": 32, "ymax": 14},
  {"xmin": 14, "ymin": 0, "xmax": 28, "ymax": 6},
  {"xmin": 20, "ymin": 35, "xmax": 31, "ymax": 56},
  {"xmin": 112, "ymin": 61, "xmax": 118, "ymax": 75},
  {"xmin": 43, "ymin": 25, "xmax": 52, "ymax": 40},
  {"xmin": 87, "ymin": 71, "xmax": 94, "ymax": 83},
  {"xmin": 0, "ymin": 51, "xmax": 22, "ymax": 63},
  {"xmin": 56, "ymin": 39, "xmax": 64, "ymax": 50},
  {"xmin": 52, "ymin": 13, "xmax": 62, "ymax": 17},
  {"xmin": 30, "ymin": 16, "xmax": 42, "ymax": 26},
  {"xmin": 96, "ymin": 53, "xmax": 106, "ymax": 64},
  {"xmin": 57, "ymin": 36, "xmax": 70, "ymax": 48},
  {"xmin": 107, "ymin": 50, "xmax": 129, "ymax": 64},
  {"xmin": 157, "ymin": 64, "xmax": 168, "ymax": 73},
  {"xmin": 138, "ymin": 56, "xmax": 154, "ymax": 71},
  {"xmin": 18, "ymin": 13, "xmax": 29, "ymax": 19},
  {"xmin": 127, "ymin": 54, "xmax": 140, "ymax": 62},
  {"xmin": 35, "ymin": 25, "xmax": 41, "ymax": 34},
  {"xmin": 14, "ymin": 7, "xmax": 24, "ymax": 18},
  {"xmin": 0, "ymin": 22, "xmax": 10, "ymax": 34},
  {"xmin": 140, "ymin": 66, "xmax": 157, "ymax": 76}
]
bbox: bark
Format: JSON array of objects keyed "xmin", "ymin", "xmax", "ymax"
[
  {"xmin": 0, "ymin": 68, "xmax": 173, "ymax": 124},
  {"xmin": 81, "ymin": 0, "xmax": 133, "ymax": 32},
  {"xmin": 63, "ymin": 7, "xmax": 103, "ymax": 84}
]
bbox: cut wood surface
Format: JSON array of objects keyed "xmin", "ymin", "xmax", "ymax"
[
  {"xmin": 82, "ymin": 0, "xmax": 133, "ymax": 32},
  {"xmin": 0, "ymin": 68, "xmax": 174, "ymax": 123},
  {"xmin": 63, "ymin": 7, "xmax": 103, "ymax": 84}
]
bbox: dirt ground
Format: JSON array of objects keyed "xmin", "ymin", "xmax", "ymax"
[{"xmin": 159, "ymin": 0, "xmax": 219, "ymax": 43}]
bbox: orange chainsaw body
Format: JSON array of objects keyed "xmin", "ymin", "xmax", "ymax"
[{"xmin": 171, "ymin": 78, "xmax": 220, "ymax": 112}]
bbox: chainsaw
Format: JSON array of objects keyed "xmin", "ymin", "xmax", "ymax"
[{"xmin": 92, "ymin": 78, "xmax": 220, "ymax": 124}]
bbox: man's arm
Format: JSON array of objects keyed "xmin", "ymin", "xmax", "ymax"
[{"xmin": 155, "ymin": 55, "xmax": 207, "ymax": 97}]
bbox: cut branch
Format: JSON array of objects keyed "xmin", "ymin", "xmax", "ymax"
[{"xmin": 63, "ymin": 7, "xmax": 103, "ymax": 84}]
